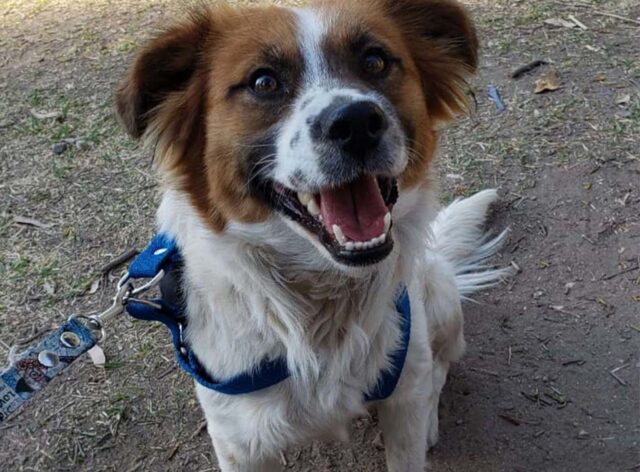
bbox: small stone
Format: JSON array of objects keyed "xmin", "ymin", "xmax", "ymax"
[
  {"xmin": 455, "ymin": 419, "xmax": 464, "ymax": 426},
  {"xmin": 577, "ymin": 429, "xmax": 589, "ymax": 439},
  {"xmin": 75, "ymin": 139, "xmax": 90, "ymax": 151},
  {"xmin": 52, "ymin": 142, "xmax": 68, "ymax": 155}
]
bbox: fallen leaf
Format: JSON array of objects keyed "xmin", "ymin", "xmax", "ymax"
[
  {"xmin": 89, "ymin": 278, "xmax": 101, "ymax": 295},
  {"xmin": 29, "ymin": 109, "xmax": 62, "ymax": 120},
  {"xmin": 615, "ymin": 94, "xmax": 631, "ymax": 106},
  {"xmin": 88, "ymin": 345, "xmax": 106, "ymax": 367},
  {"xmin": 544, "ymin": 18, "xmax": 576, "ymax": 28},
  {"xmin": 534, "ymin": 70, "xmax": 561, "ymax": 94},
  {"xmin": 13, "ymin": 215, "xmax": 53, "ymax": 229}
]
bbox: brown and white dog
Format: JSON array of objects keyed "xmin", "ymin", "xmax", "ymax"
[{"xmin": 116, "ymin": 1, "xmax": 507, "ymax": 470}]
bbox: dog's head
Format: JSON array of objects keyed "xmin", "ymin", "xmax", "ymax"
[{"xmin": 116, "ymin": 0, "xmax": 477, "ymax": 268}]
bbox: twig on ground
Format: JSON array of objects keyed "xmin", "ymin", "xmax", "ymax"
[
  {"xmin": 568, "ymin": 14, "xmax": 588, "ymax": 30},
  {"xmin": 190, "ymin": 421, "xmax": 207, "ymax": 440},
  {"xmin": 157, "ymin": 365, "xmax": 177, "ymax": 380},
  {"xmin": 167, "ymin": 443, "xmax": 181, "ymax": 461},
  {"xmin": 498, "ymin": 413, "xmax": 520, "ymax": 426},
  {"xmin": 13, "ymin": 215, "xmax": 53, "ymax": 229},
  {"xmin": 571, "ymin": 4, "xmax": 640, "ymax": 26},
  {"xmin": 40, "ymin": 401, "xmax": 76, "ymax": 425},
  {"xmin": 99, "ymin": 248, "xmax": 139, "ymax": 275},
  {"xmin": 609, "ymin": 364, "xmax": 630, "ymax": 386},
  {"xmin": 602, "ymin": 265, "xmax": 639, "ymax": 281},
  {"xmin": 469, "ymin": 367, "xmax": 500, "ymax": 377},
  {"xmin": 581, "ymin": 234, "xmax": 596, "ymax": 245},
  {"xmin": 280, "ymin": 451, "xmax": 288, "ymax": 467},
  {"xmin": 512, "ymin": 60, "xmax": 547, "ymax": 79},
  {"xmin": 17, "ymin": 327, "xmax": 52, "ymax": 346},
  {"xmin": 167, "ymin": 421, "xmax": 207, "ymax": 461}
]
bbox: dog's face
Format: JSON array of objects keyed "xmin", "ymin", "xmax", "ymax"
[{"xmin": 116, "ymin": 0, "xmax": 477, "ymax": 268}]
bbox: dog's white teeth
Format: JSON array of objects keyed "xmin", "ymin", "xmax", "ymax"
[
  {"xmin": 332, "ymin": 225, "xmax": 347, "ymax": 245},
  {"xmin": 297, "ymin": 192, "xmax": 312, "ymax": 206},
  {"xmin": 371, "ymin": 234, "xmax": 385, "ymax": 246},
  {"xmin": 340, "ymin": 231, "xmax": 389, "ymax": 251},
  {"xmin": 384, "ymin": 212, "xmax": 392, "ymax": 233},
  {"xmin": 307, "ymin": 198, "xmax": 321, "ymax": 216}
]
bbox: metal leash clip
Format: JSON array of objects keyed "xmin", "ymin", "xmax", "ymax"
[{"xmin": 70, "ymin": 270, "xmax": 165, "ymax": 341}]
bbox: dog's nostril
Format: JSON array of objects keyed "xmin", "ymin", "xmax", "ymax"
[
  {"xmin": 328, "ymin": 119, "xmax": 352, "ymax": 142},
  {"xmin": 367, "ymin": 112, "xmax": 385, "ymax": 138}
]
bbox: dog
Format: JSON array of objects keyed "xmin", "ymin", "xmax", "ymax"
[{"xmin": 115, "ymin": 0, "xmax": 507, "ymax": 470}]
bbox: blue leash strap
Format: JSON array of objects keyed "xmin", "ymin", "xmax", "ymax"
[{"xmin": 0, "ymin": 319, "xmax": 99, "ymax": 423}]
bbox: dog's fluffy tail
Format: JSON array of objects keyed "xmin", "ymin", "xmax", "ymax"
[{"xmin": 430, "ymin": 189, "xmax": 510, "ymax": 298}]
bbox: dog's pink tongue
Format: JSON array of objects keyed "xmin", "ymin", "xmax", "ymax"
[{"xmin": 319, "ymin": 176, "xmax": 387, "ymax": 242}]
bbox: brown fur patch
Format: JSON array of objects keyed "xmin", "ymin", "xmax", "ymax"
[{"xmin": 116, "ymin": 6, "xmax": 301, "ymax": 231}]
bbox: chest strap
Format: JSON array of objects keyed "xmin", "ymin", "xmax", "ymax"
[{"xmin": 125, "ymin": 234, "xmax": 411, "ymax": 401}]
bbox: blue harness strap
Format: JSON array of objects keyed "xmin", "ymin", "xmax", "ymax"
[
  {"xmin": 365, "ymin": 287, "xmax": 411, "ymax": 402},
  {"xmin": 0, "ymin": 319, "xmax": 99, "ymax": 423},
  {"xmin": 125, "ymin": 233, "xmax": 412, "ymax": 400}
]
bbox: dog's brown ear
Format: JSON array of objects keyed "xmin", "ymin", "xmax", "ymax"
[
  {"xmin": 115, "ymin": 11, "xmax": 214, "ymax": 138},
  {"xmin": 384, "ymin": 0, "xmax": 478, "ymax": 121}
]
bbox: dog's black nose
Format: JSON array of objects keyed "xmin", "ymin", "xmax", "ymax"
[{"xmin": 326, "ymin": 101, "xmax": 388, "ymax": 157}]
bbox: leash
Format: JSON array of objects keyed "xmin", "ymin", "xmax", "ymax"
[
  {"xmin": 1, "ymin": 234, "xmax": 411, "ymax": 424},
  {"xmin": 0, "ymin": 238, "xmax": 170, "ymax": 424}
]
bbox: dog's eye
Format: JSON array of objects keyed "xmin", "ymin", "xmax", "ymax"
[
  {"xmin": 362, "ymin": 50, "xmax": 388, "ymax": 76},
  {"xmin": 250, "ymin": 70, "xmax": 281, "ymax": 96}
]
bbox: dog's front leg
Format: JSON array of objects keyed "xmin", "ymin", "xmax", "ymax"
[
  {"xmin": 378, "ymin": 395, "xmax": 429, "ymax": 472},
  {"xmin": 210, "ymin": 435, "xmax": 282, "ymax": 472}
]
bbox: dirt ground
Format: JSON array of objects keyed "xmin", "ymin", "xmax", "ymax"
[{"xmin": 0, "ymin": 0, "xmax": 638, "ymax": 470}]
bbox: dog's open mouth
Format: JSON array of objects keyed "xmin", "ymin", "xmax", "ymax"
[{"xmin": 262, "ymin": 175, "xmax": 398, "ymax": 266}]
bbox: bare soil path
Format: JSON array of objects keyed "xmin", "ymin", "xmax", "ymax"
[{"xmin": 1, "ymin": 1, "xmax": 638, "ymax": 471}]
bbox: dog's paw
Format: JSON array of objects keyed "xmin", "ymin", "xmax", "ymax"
[{"xmin": 426, "ymin": 401, "xmax": 440, "ymax": 449}]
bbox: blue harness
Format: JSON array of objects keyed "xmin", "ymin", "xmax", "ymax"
[{"xmin": 126, "ymin": 234, "xmax": 412, "ymax": 401}]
